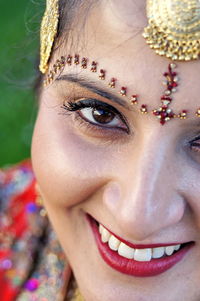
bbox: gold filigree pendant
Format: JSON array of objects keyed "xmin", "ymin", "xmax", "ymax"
[
  {"xmin": 39, "ymin": 0, "xmax": 59, "ymax": 74},
  {"xmin": 143, "ymin": 0, "xmax": 200, "ymax": 61}
]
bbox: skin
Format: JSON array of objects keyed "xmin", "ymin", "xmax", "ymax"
[{"xmin": 32, "ymin": 0, "xmax": 200, "ymax": 300}]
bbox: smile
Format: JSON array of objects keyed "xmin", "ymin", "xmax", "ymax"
[
  {"xmin": 99, "ymin": 224, "xmax": 181, "ymax": 261},
  {"xmin": 88, "ymin": 215, "xmax": 194, "ymax": 277}
]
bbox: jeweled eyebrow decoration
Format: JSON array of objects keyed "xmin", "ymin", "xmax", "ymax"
[
  {"xmin": 43, "ymin": 54, "xmax": 200, "ymax": 124},
  {"xmin": 56, "ymin": 74, "xmax": 130, "ymax": 109}
]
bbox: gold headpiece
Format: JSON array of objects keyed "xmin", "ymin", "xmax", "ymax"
[
  {"xmin": 39, "ymin": 0, "xmax": 59, "ymax": 74},
  {"xmin": 39, "ymin": 0, "xmax": 200, "ymax": 126},
  {"xmin": 143, "ymin": 0, "xmax": 200, "ymax": 61}
]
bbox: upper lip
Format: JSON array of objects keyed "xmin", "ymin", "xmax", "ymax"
[{"xmin": 92, "ymin": 216, "xmax": 192, "ymax": 249}]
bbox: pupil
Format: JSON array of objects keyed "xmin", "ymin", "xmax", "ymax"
[{"xmin": 92, "ymin": 108, "xmax": 114, "ymax": 124}]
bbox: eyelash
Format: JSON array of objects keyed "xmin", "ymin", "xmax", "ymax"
[
  {"xmin": 61, "ymin": 98, "xmax": 129, "ymax": 133},
  {"xmin": 190, "ymin": 135, "xmax": 200, "ymax": 153},
  {"xmin": 60, "ymin": 98, "xmax": 200, "ymax": 155}
]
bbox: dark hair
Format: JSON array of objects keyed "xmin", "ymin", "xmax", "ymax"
[
  {"xmin": 55, "ymin": 0, "xmax": 81, "ymax": 50},
  {"xmin": 35, "ymin": 0, "xmax": 97, "ymax": 93}
]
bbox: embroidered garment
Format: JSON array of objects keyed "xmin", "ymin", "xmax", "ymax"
[{"xmin": 0, "ymin": 160, "xmax": 75, "ymax": 301}]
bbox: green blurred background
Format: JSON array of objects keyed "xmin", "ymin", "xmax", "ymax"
[{"xmin": 0, "ymin": 1, "xmax": 44, "ymax": 167}]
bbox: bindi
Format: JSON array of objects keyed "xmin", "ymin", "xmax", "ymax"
[
  {"xmin": 44, "ymin": 54, "xmax": 200, "ymax": 125},
  {"xmin": 152, "ymin": 63, "xmax": 186, "ymax": 125}
]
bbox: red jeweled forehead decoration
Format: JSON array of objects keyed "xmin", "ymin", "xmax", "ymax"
[
  {"xmin": 44, "ymin": 54, "xmax": 200, "ymax": 124},
  {"xmin": 153, "ymin": 63, "xmax": 181, "ymax": 125}
]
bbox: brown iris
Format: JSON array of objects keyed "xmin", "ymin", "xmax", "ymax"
[{"xmin": 92, "ymin": 108, "xmax": 115, "ymax": 124}]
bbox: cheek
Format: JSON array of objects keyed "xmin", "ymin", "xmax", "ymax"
[
  {"xmin": 31, "ymin": 103, "xmax": 123, "ymax": 209},
  {"xmin": 182, "ymin": 168, "xmax": 200, "ymax": 226}
]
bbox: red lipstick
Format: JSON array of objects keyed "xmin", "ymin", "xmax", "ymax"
[
  {"xmin": 102, "ymin": 224, "xmax": 183, "ymax": 249},
  {"xmin": 88, "ymin": 216, "xmax": 193, "ymax": 277}
]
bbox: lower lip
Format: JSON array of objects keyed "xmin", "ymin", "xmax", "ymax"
[{"xmin": 88, "ymin": 216, "xmax": 193, "ymax": 277}]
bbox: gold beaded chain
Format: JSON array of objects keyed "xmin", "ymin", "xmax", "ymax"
[{"xmin": 43, "ymin": 53, "xmax": 200, "ymax": 125}]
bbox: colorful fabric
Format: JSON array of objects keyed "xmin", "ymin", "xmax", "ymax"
[{"xmin": 0, "ymin": 160, "xmax": 69, "ymax": 301}]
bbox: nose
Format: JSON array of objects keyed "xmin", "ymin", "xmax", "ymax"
[{"xmin": 103, "ymin": 129, "xmax": 185, "ymax": 241}]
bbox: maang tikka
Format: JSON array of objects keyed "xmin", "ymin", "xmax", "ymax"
[
  {"xmin": 39, "ymin": 0, "xmax": 59, "ymax": 74},
  {"xmin": 143, "ymin": 0, "xmax": 200, "ymax": 61},
  {"xmin": 39, "ymin": 0, "xmax": 200, "ymax": 125},
  {"xmin": 40, "ymin": 0, "xmax": 200, "ymax": 71}
]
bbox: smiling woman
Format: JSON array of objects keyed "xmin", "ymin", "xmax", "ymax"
[{"xmin": 2, "ymin": 0, "xmax": 200, "ymax": 300}]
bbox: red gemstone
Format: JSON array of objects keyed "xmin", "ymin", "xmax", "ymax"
[
  {"xmin": 168, "ymin": 112, "xmax": 174, "ymax": 118},
  {"xmin": 160, "ymin": 119, "xmax": 165, "ymax": 125},
  {"xmin": 120, "ymin": 87, "xmax": 127, "ymax": 95},
  {"xmin": 161, "ymin": 95, "xmax": 172, "ymax": 101},
  {"xmin": 172, "ymin": 82, "xmax": 178, "ymax": 87},
  {"xmin": 164, "ymin": 72, "xmax": 169, "ymax": 77},
  {"xmin": 74, "ymin": 55, "xmax": 79, "ymax": 64},
  {"xmin": 131, "ymin": 95, "xmax": 138, "ymax": 104},
  {"xmin": 160, "ymin": 112, "xmax": 167, "ymax": 118},
  {"xmin": 61, "ymin": 56, "xmax": 65, "ymax": 64},
  {"xmin": 81, "ymin": 57, "xmax": 87, "ymax": 68},
  {"xmin": 140, "ymin": 104, "xmax": 147, "ymax": 113},
  {"xmin": 67, "ymin": 55, "xmax": 72, "ymax": 64},
  {"xmin": 99, "ymin": 69, "xmax": 105, "ymax": 79},
  {"xmin": 91, "ymin": 61, "xmax": 97, "ymax": 72},
  {"xmin": 109, "ymin": 78, "xmax": 116, "ymax": 88}
]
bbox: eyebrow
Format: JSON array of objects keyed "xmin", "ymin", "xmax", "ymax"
[
  {"xmin": 55, "ymin": 74, "xmax": 200, "ymax": 128},
  {"xmin": 56, "ymin": 73, "xmax": 131, "ymax": 109}
]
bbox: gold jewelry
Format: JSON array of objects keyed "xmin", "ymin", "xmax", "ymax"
[
  {"xmin": 35, "ymin": 183, "xmax": 48, "ymax": 217},
  {"xmin": 39, "ymin": 0, "xmax": 59, "ymax": 74},
  {"xmin": 143, "ymin": 0, "xmax": 200, "ymax": 61},
  {"xmin": 66, "ymin": 277, "xmax": 85, "ymax": 301},
  {"xmin": 70, "ymin": 288, "xmax": 85, "ymax": 301},
  {"xmin": 44, "ymin": 54, "xmax": 200, "ymax": 124}
]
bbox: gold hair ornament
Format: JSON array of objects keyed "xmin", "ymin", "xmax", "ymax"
[
  {"xmin": 143, "ymin": 0, "xmax": 200, "ymax": 61},
  {"xmin": 39, "ymin": 0, "xmax": 59, "ymax": 74}
]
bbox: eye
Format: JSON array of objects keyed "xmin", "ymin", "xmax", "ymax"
[
  {"xmin": 62, "ymin": 98, "xmax": 128, "ymax": 131},
  {"xmin": 79, "ymin": 106, "xmax": 122, "ymax": 126},
  {"xmin": 190, "ymin": 135, "xmax": 200, "ymax": 153}
]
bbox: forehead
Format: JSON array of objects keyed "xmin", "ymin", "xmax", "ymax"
[{"xmin": 56, "ymin": 0, "xmax": 200, "ymax": 117}]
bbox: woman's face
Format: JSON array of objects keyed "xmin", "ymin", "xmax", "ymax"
[{"xmin": 31, "ymin": 1, "xmax": 200, "ymax": 300}]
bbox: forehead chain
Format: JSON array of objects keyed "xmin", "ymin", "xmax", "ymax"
[
  {"xmin": 44, "ymin": 54, "xmax": 200, "ymax": 125},
  {"xmin": 39, "ymin": 0, "xmax": 200, "ymax": 125}
]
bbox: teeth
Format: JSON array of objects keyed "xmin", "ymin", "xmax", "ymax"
[
  {"xmin": 101, "ymin": 228, "xmax": 111, "ymax": 243},
  {"xmin": 174, "ymin": 244, "xmax": 181, "ymax": 251},
  {"xmin": 134, "ymin": 248, "xmax": 152, "ymax": 262},
  {"xmin": 118, "ymin": 242, "xmax": 134, "ymax": 259},
  {"xmin": 98, "ymin": 224, "xmax": 182, "ymax": 262},
  {"xmin": 165, "ymin": 246, "xmax": 175, "ymax": 256},
  {"xmin": 152, "ymin": 247, "xmax": 165, "ymax": 259},
  {"xmin": 108, "ymin": 235, "xmax": 120, "ymax": 251},
  {"xmin": 99, "ymin": 224, "xmax": 103, "ymax": 234}
]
